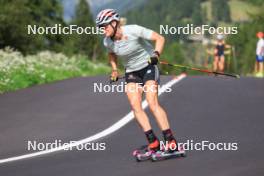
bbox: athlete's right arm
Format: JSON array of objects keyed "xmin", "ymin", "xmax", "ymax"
[
  {"xmin": 109, "ymin": 52, "xmax": 117, "ymax": 70},
  {"xmin": 108, "ymin": 52, "xmax": 119, "ymax": 81}
]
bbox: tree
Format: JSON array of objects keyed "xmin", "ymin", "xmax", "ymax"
[
  {"xmin": 0, "ymin": 0, "xmax": 65, "ymax": 54},
  {"xmin": 26, "ymin": 0, "xmax": 66, "ymax": 52},
  {"xmin": 0, "ymin": 0, "xmax": 37, "ymax": 53},
  {"xmin": 227, "ymin": 9, "xmax": 264, "ymax": 74},
  {"xmin": 211, "ymin": 0, "xmax": 231, "ymax": 23},
  {"xmin": 192, "ymin": 0, "xmax": 203, "ymax": 25},
  {"xmin": 70, "ymin": 0, "xmax": 101, "ymax": 61}
]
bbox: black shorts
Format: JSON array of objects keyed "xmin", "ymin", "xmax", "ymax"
[{"xmin": 125, "ymin": 64, "xmax": 160, "ymax": 85}]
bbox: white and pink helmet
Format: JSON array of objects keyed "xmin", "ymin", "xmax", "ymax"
[{"xmin": 96, "ymin": 9, "xmax": 120, "ymax": 27}]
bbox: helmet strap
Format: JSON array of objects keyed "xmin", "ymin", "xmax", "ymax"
[{"xmin": 110, "ymin": 21, "xmax": 118, "ymax": 41}]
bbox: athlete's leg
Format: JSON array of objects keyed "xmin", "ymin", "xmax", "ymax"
[
  {"xmin": 219, "ymin": 56, "xmax": 225, "ymax": 72},
  {"xmin": 259, "ymin": 62, "xmax": 263, "ymax": 73},
  {"xmin": 144, "ymin": 80, "xmax": 177, "ymax": 150},
  {"xmin": 144, "ymin": 80, "xmax": 170, "ymax": 130},
  {"xmin": 213, "ymin": 56, "xmax": 219, "ymax": 71},
  {"xmin": 255, "ymin": 61, "xmax": 259, "ymax": 73},
  {"xmin": 126, "ymin": 83, "xmax": 151, "ymax": 131},
  {"xmin": 126, "ymin": 82, "xmax": 159, "ymax": 149},
  {"xmin": 259, "ymin": 55, "xmax": 264, "ymax": 73}
]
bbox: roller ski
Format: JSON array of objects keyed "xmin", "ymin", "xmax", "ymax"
[
  {"xmin": 133, "ymin": 139, "xmax": 186, "ymax": 162},
  {"xmin": 133, "ymin": 139, "xmax": 159, "ymax": 162},
  {"xmin": 133, "ymin": 145, "xmax": 155, "ymax": 161},
  {"xmin": 151, "ymin": 143, "xmax": 186, "ymax": 161}
]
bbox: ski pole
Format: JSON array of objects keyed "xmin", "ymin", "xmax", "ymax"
[{"xmin": 160, "ymin": 61, "xmax": 240, "ymax": 78}]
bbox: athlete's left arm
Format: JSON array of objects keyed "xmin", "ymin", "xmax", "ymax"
[
  {"xmin": 260, "ymin": 41, "xmax": 264, "ymax": 55},
  {"xmin": 225, "ymin": 44, "xmax": 232, "ymax": 49},
  {"xmin": 224, "ymin": 41, "xmax": 232, "ymax": 49},
  {"xmin": 224, "ymin": 42, "xmax": 232, "ymax": 55},
  {"xmin": 150, "ymin": 32, "xmax": 165, "ymax": 55}
]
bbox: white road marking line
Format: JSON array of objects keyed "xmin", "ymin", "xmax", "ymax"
[{"xmin": 0, "ymin": 74, "xmax": 186, "ymax": 164}]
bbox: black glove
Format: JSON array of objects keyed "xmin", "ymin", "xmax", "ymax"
[
  {"xmin": 110, "ymin": 76, "xmax": 118, "ymax": 83},
  {"xmin": 148, "ymin": 51, "xmax": 160, "ymax": 65}
]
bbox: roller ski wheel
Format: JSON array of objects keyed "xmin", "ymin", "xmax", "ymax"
[
  {"xmin": 151, "ymin": 144, "xmax": 186, "ymax": 162},
  {"xmin": 132, "ymin": 145, "xmax": 155, "ymax": 162}
]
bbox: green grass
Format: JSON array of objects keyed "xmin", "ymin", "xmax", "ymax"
[
  {"xmin": 228, "ymin": 0, "xmax": 260, "ymax": 22},
  {"xmin": 201, "ymin": 0, "xmax": 261, "ymax": 22},
  {"xmin": 0, "ymin": 49, "xmax": 111, "ymax": 93}
]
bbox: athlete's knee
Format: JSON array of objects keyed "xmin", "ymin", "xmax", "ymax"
[
  {"xmin": 130, "ymin": 101, "xmax": 143, "ymax": 113},
  {"xmin": 133, "ymin": 107, "xmax": 144, "ymax": 114},
  {"xmin": 150, "ymin": 104, "xmax": 159, "ymax": 113},
  {"xmin": 213, "ymin": 60, "xmax": 218, "ymax": 65},
  {"xmin": 219, "ymin": 63, "xmax": 224, "ymax": 69},
  {"xmin": 147, "ymin": 99, "xmax": 159, "ymax": 112}
]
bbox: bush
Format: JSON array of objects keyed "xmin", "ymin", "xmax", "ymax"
[{"xmin": 0, "ymin": 48, "xmax": 110, "ymax": 93}]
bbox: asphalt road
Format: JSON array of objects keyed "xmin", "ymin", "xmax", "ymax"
[{"xmin": 0, "ymin": 75, "xmax": 263, "ymax": 176}]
